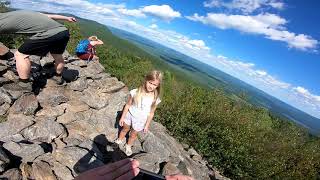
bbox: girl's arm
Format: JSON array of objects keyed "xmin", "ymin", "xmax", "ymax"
[
  {"xmin": 119, "ymin": 95, "xmax": 133, "ymax": 127},
  {"xmin": 91, "ymin": 39, "xmax": 104, "ymax": 46},
  {"xmin": 43, "ymin": 14, "xmax": 77, "ymax": 22},
  {"xmin": 143, "ymin": 105, "xmax": 158, "ymax": 133}
]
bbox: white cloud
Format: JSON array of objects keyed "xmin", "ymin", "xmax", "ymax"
[
  {"xmin": 256, "ymin": 70, "xmax": 267, "ymax": 76},
  {"xmin": 141, "ymin": 5, "xmax": 181, "ymax": 21},
  {"xmin": 292, "ymin": 86, "xmax": 320, "ymax": 114},
  {"xmin": 204, "ymin": 0, "xmax": 284, "ymax": 13},
  {"xmin": 149, "ymin": 23, "xmax": 158, "ymax": 29},
  {"xmin": 117, "ymin": 8, "xmax": 146, "ymax": 18},
  {"xmin": 186, "ymin": 13, "xmax": 318, "ymax": 51},
  {"xmin": 294, "ymin": 86, "xmax": 308, "ymax": 94}
]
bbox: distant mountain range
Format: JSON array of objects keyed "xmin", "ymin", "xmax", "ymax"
[{"xmin": 109, "ymin": 26, "xmax": 320, "ymax": 135}]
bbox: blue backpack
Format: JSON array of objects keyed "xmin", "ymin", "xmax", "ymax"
[{"xmin": 75, "ymin": 39, "xmax": 90, "ymax": 54}]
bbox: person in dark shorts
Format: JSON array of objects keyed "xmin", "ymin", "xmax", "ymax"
[{"xmin": 0, "ymin": 10, "xmax": 76, "ymax": 91}]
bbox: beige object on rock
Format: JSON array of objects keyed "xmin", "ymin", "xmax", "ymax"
[{"xmin": 0, "ymin": 43, "xmax": 9, "ymax": 56}]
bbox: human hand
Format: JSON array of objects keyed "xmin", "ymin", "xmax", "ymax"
[
  {"xmin": 67, "ymin": 17, "xmax": 77, "ymax": 22},
  {"xmin": 119, "ymin": 118, "xmax": 124, "ymax": 127},
  {"xmin": 75, "ymin": 158, "xmax": 140, "ymax": 180},
  {"xmin": 165, "ymin": 174, "xmax": 194, "ymax": 180},
  {"xmin": 165, "ymin": 174, "xmax": 195, "ymax": 180}
]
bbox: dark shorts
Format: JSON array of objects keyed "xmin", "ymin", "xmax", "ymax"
[{"xmin": 18, "ymin": 30, "xmax": 70, "ymax": 57}]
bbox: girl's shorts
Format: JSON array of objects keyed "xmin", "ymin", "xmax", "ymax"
[{"xmin": 124, "ymin": 112, "xmax": 147, "ymax": 132}]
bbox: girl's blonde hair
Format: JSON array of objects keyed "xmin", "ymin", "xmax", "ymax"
[
  {"xmin": 88, "ymin": 36, "xmax": 98, "ymax": 41},
  {"xmin": 133, "ymin": 70, "xmax": 163, "ymax": 109}
]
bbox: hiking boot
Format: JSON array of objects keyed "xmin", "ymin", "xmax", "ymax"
[
  {"xmin": 51, "ymin": 75, "xmax": 64, "ymax": 85},
  {"xmin": 125, "ymin": 144, "xmax": 132, "ymax": 156},
  {"xmin": 3, "ymin": 81, "xmax": 32, "ymax": 92}
]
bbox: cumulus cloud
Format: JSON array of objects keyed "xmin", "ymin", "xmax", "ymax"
[
  {"xmin": 117, "ymin": 8, "xmax": 146, "ymax": 18},
  {"xmin": 149, "ymin": 23, "xmax": 158, "ymax": 29},
  {"xmin": 292, "ymin": 86, "xmax": 320, "ymax": 114},
  {"xmin": 186, "ymin": 13, "xmax": 318, "ymax": 50},
  {"xmin": 117, "ymin": 5, "xmax": 181, "ymax": 21},
  {"xmin": 141, "ymin": 5, "xmax": 181, "ymax": 21},
  {"xmin": 204, "ymin": 0, "xmax": 284, "ymax": 13}
]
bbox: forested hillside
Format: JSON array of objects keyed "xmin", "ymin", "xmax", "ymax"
[
  {"xmin": 2, "ymin": 5, "xmax": 320, "ymax": 178},
  {"xmin": 64, "ymin": 19, "xmax": 320, "ymax": 179}
]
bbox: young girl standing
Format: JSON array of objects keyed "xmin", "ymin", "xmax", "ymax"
[{"xmin": 115, "ymin": 70, "xmax": 163, "ymax": 156}]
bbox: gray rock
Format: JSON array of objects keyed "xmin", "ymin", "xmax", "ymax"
[
  {"xmin": 142, "ymin": 133, "xmax": 171, "ymax": 162},
  {"xmin": 162, "ymin": 162, "xmax": 181, "ymax": 176},
  {"xmin": 180, "ymin": 154, "xmax": 211, "ymax": 180},
  {"xmin": 20, "ymin": 163, "xmax": 34, "ymax": 179},
  {"xmin": 32, "ymin": 161, "xmax": 58, "ymax": 180},
  {"xmin": 3, "ymin": 141, "xmax": 45, "ymax": 163},
  {"xmin": 29, "ymin": 55, "xmax": 41, "ymax": 65},
  {"xmin": 36, "ymin": 103, "xmax": 67, "ymax": 117},
  {"xmin": 0, "ymin": 168, "xmax": 22, "ymax": 180},
  {"xmin": 0, "ymin": 88, "xmax": 12, "ymax": 105},
  {"xmin": 57, "ymin": 109, "xmax": 92, "ymax": 125},
  {"xmin": 0, "ymin": 77, "xmax": 11, "ymax": 86},
  {"xmin": 64, "ymin": 100, "xmax": 90, "ymax": 113},
  {"xmin": 52, "ymin": 146, "xmax": 104, "ymax": 175},
  {"xmin": 10, "ymin": 93, "xmax": 38, "ymax": 115},
  {"xmin": 62, "ymin": 51, "xmax": 71, "ymax": 60},
  {"xmin": 91, "ymin": 77, "xmax": 125, "ymax": 93},
  {"xmin": 34, "ymin": 153, "xmax": 56, "ymax": 166},
  {"xmin": 82, "ymin": 61, "xmax": 105, "ymax": 78},
  {"xmin": 0, "ymin": 114, "xmax": 34, "ymax": 139},
  {"xmin": 0, "ymin": 65, "xmax": 7, "ymax": 73},
  {"xmin": 52, "ymin": 161, "xmax": 75, "ymax": 180},
  {"xmin": 70, "ymin": 60, "xmax": 88, "ymax": 67},
  {"xmin": 0, "ymin": 103, "xmax": 10, "ymax": 115},
  {"xmin": 0, "ymin": 147, "xmax": 10, "ymax": 173},
  {"xmin": 0, "ymin": 134, "xmax": 25, "ymax": 143},
  {"xmin": 78, "ymin": 139, "xmax": 104, "ymax": 161},
  {"xmin": 40, "ymin": 56, "xmax": 54, "ymax": 67},
  {"xmin": 37, "ymin": 87, "xmax": 69, "ymax": 107},
  {"xmin": 2, "ymin": 70, "xmax": 18, "ymax": 81},
  {"xmin": 134, "ymin": 153, "xmax": 161, "ymax": 173},
  {"xmin": 22, "ymin": 117, "xmax": 66, "ymax": 143},
  {"xmin": 80, "ymin": 87, "xmax": 109, "ymax": 109},
  {"xmin": 68, "ymin": 77, "xmax": 88, "ymax": 91}
]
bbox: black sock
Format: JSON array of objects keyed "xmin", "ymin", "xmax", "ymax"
[{"xmin": 19, "ymin": 78, "xmax": 29, "ymax": 83}]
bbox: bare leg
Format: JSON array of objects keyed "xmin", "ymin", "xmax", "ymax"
[
  {"xmin": 15, "ymin": 50, "xmax": 31, "ymax": 79},
  {"xmin": 51, "ymin": 53, "xmax": 64, "ymax": 74},
  {"xmin": 127, "ymin": 130, "xmax": 138, "ymax": 146},
  {"xmin": 92, "ymin": 55, "xmax": 99, "ymax": 61},
  {"xmin": 118, "ymin": 123, "xmax": 131, "ymax": 140}
]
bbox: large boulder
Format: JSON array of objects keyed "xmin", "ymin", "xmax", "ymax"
[
  {"xmin": 22, "ymin": 117, "xmax": 66, "ymax": 143},
  {"xmin": 52, "ymin": 146, "xmax": 104, "ymax": 175},
  {"xmin": 0, "ymin": 147, "xmax": 10, "ymax": 173},
  {"xmin": 0, "ymin": 114, "xmax": 34, "ymax": 140},
  {"xmin": 3, "ymin": 141, "xmax": 45, "ymax": 163},
  {"xmin": 10, "ymin": 93, "xmax": 38, "ymax": 115}
]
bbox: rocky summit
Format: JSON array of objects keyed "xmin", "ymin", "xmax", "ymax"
[{"xmin": 0, "ymin": 48, "xmax": 227, "ymax": 180}]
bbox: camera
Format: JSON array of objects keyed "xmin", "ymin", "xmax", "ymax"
[{"xmin": 133, "ymin": 168, "xmax": 165, "ymax": 180}]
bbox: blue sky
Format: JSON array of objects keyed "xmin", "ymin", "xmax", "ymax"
[{"xmin": 10, "ymin": 0, "xmax": 320, "ymax": 118}]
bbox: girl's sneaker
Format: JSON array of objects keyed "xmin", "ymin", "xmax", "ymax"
[
  {"xmin": 114, "ymin": 138, "xmax": 125, "ymax": 145},
  {"xmin": 125, "ymin": 144, "xmax": 132, "ymax": 156}
]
